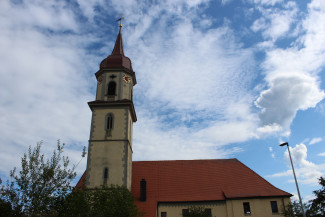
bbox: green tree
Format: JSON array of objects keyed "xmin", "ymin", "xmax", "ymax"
[
  {"xmin": 307, "ymin": 177, "xmax": 325, "ymax": 217},
  {"xmin": 183, "ymin": 206, "xmax": 212, "ymax": 217},
  {"xmin": 0, "ymin": 189, "xmax": 19, "ymax": 217},
  {"xmin": 0, "ymin": 141, "xmax": 142, "ymax": 217},
  {"xmin": 58, "ymin": 185, "xmax": 143, "ymax": 217},
  {"xmin": 0, "ymin": 141, "xmax": 76, "ymax": 217},
  {"xmin": 282, "ymin": 200, "xmax": 310, "ymax": 217}
]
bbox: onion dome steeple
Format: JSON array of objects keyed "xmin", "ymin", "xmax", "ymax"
[{"xmin": 100, "ymin": 25, "xmax": 133, "ymax": 72}]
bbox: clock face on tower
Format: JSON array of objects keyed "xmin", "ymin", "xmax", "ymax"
[{"xmin": 123, "ymin": 74, "xmax": 131, "ymax": 83}]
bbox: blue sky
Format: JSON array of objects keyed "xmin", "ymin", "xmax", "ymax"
[{"xmin": 0, "ymin": 0, "xmax": 325, "ymax": 203}]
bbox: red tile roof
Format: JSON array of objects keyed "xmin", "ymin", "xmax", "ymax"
[
  {"xmin": 76, "ymin": 159, "xmax": 291, "ymax": 217},
  {"xmin": 75, "ymin": 171, "xmax": 86, "ymax": 189},
  {"xmin": 132, "ymin": 159, "xmax": 291, "ymax": 216}
]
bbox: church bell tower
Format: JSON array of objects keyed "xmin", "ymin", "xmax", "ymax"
[{"xmin": 86, "ymin": 24, "xmax": 136, "ymax": 190}]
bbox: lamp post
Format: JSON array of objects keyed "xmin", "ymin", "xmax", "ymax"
[{"xmin": 280, "ymin": 142, "xmax": 306, "ymax": 217}]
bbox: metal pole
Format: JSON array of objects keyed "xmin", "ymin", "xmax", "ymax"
[{"xmin": 281, "ymin": 142, "xmax": 306, "ymax": 217}]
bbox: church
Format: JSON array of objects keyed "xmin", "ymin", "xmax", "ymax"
[{"xmin": 77, "ymin": 24, "xmax": 292, "ymax": 217}]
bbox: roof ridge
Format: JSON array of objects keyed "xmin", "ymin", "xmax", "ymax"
[{"xmin": 133, "ymin": 158, "xmax": 238, "ymax": 163}]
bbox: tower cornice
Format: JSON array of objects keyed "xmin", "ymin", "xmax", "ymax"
[{"xmin": 88, "ymin": 99, "xmax": 137, "ymax": 122}]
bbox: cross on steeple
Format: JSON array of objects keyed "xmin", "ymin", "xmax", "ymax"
[{"xmin": 116, "ymin": 16, "xmax": 124, "ymax": 31}]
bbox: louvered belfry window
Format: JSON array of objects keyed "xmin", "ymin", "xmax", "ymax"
[{"xmin": 107, "ymin": 81, "xmax": 116, "ymax": 95}]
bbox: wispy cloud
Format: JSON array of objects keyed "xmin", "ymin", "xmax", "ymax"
[
  {"xmin": 109, "ymin": 0, "xmax": 259, "ymax": 159},
  {"xmin": 318, "ymin": 152, "xmax": 325, "ymax": 157},
  {"xmin": 250, "ymin": 0, "xmax": 284, "ymax": 6},
  {"xmin": 269, "ymin": 146, "xmax": 275, "ymax": 158},
  {"xmin": 309, "ymin": 137, "xmax": 322, "ymax": 145},
  {"xmin": 251, "ymin": 1, "xmax": 298, "ymax": 42},
  {"xmin": 0, "ymin": 0, "xmax": 95, "ymax": 175},
  {"xmin": 269, "ymin": 143, "xmax": 325, "ymax": 185}
]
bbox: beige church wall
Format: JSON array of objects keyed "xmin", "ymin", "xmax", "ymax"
[
  {"xmin": 90, "ymin": 108, "xmax": 128, "ymax": 140},
  {"xmin": 226, "ymin": 197, "xmax": 290, "ymax": 217},
  {"xmin": 95, "ymin": 73, "xmax": 102, "ymax": 100},
  {"xmin": 156, "ymin": 197, "xmax": 290, "ymax": 217},
  {"xmin": 95, "ymin": 73, "xmax": 104, "ymax": 100},
  {"xmin": 127, "ymin": 111, "xmax": 133, "ymax": 146},
  {"xmin": 126, "ymin": 111, "xmax": 133, "ymax": 189},
  {"xmin": 86, "ymin": 141, "xmax": 126, "ymax": 188},
  {"xmin": 157, "ymin": 201, "xmax": 227, "ymax": 217},
  {"xmin": 127, "ymin": 145, "xmax": 132, "ymax": 189}
]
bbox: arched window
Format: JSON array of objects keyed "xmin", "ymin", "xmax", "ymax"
[
  {"xmin": 107, "ymin": 81, "xmax": 116, "ymax": 96},
  {"xmin": 103, "ymin": 167, "xmax": 109, "ymax": 185},
  {"xmin": 106, "ymin": 113, "xmax": 113, "ymax": 130}
]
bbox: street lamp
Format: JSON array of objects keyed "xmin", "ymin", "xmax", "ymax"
[{"xmin": 280, "ymin": 142, "xmax": 306, "ymax": 217}]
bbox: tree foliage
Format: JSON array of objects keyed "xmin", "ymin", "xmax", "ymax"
[
  {"xmin": 307, "ymin": 176, "xmax": 325, "ymax": 217},
  {"xmin": 183, "ymin": 206, "xmax": 212, "ymax": 217},
  {"xmin": 282, "ymin": 177, "xmax": 325, "ymax": 217},
  {"xmin": 282, "ymin": 200, "xmax": 309, "ymax": 217},
  {"xmin": 58, "ymin": 185, "xmax": 143, "ymax": 217},
  {"xmin": 0, "ymin": 141, "xmax": 142, "ymax": 217},
  {"xmin": 0, "ymin": 141, "xmax": 76, "ymax": 216}
]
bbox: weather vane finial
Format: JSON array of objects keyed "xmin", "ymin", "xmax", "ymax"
[{"xmin": 116, "ymin": 15, "xmax": 124, "ymax": 31}]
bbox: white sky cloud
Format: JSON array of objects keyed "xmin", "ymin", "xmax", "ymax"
[
  {"xmin": 269, "ymin": 143, "xmax": 325, "ymax": 185},
  {"xmin": 251, "ymin": 0, "xmax": 283, "ymax": 6},
  {"xmin": 251, "ymin": 2, "xmax": 298, "ymax": 41},
  {"xmin": 221, "ymin": 0, "xmax": 233, "ymax": 5},
  {"xmin": 256, "ymin": 73, "xmax": 324, "ymax": 132},
  {"xmin": 316, "ymin": 102, "xmax": 325, "ymax": 116},
  {"xmin": 309, "ymin": 137, "xmax": 322, "ymax": 145},
  {"xmin": 0, "ymin": 0, "xmax": 94, "ymax": 175},
  {"xmin": 255, "ymin": 0, "xmax": 325, "ymax": 135},
  {"xmin": 269, "ymin": 146, "xmax": 275, "ymax": 158}
]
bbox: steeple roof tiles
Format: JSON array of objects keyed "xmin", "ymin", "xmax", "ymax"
[{"xmin": 100, "ymin": 30, "xmax": 133, "ymax": 72}]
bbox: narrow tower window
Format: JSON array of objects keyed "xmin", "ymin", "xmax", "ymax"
[
  {"xmin": 106, "ymin": 113, "xmax": 114, "ymax": 130},
  {"xmin": 107, "ymin": 81, "xmax": 116, "ymax": 96},
  {"xmin": 140, "ymin": 178, "xmax": 146, "ymax": 202},
  {"xmin": 103, "ymin": 167, "xmax": 109, "ymax": 185}
]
